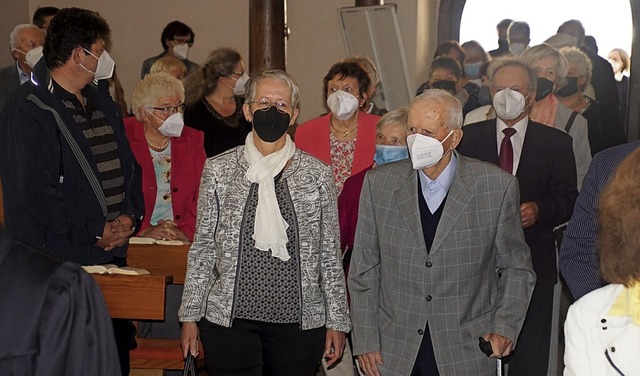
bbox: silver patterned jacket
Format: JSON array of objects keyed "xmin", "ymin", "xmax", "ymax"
[{"xmin": 179, "ymin": 146, "xmax": 351, "ymax": 332}]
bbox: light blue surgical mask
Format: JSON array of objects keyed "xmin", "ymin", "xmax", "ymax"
[
  {"xmin": 374, "ymin": 144, "xmax": 409, "ymax": 166},
  {"xmin": 464, "ymin": 62, "xmax": 482, "ymax": 79}
]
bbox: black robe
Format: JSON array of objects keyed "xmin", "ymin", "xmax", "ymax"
[{"xmin": 0, "ymin": 231, "xmax": 120, "ymax": 375}]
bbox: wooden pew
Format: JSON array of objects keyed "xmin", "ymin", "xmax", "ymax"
[
  {"xmin": 126, "ymin": 243, "xmax": 205, "ymax": 375},
  {"xmin": 93, "ymin": 274, "xmax": 170, "ymax": 320}
]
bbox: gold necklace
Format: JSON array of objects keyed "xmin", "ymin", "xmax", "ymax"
[
  {"xmin": 144, "ymin": 132, "xmax": 170, "ymax": 150},
  {"xmin": 330, "ymin": 119, "xmax": 358, "ymax": 138}
]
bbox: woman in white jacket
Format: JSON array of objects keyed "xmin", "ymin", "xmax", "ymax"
[{"xmin": 564, "ymin": 148, "xmax": 640, "ymax": 376}]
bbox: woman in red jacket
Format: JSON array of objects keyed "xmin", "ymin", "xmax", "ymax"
[
  {"xmin": 295, "ymin": 61, "xmax": 380, "ymax": 195},
  {"xmin": 124, "ymin": 72, "xmax": 206, "ymax": 242}
]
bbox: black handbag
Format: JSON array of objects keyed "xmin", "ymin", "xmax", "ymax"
[{"xmin": 182, "ymin": 350, "xmax": 197, "ymax": 376}]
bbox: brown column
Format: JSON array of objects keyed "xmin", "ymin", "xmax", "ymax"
[
  {"xmin": 249, "ymin": 0, "xmax": 286, "ymax": 73},
  {"xmin": 355, "ymin": 0, "xmax": 383, "ymax": 6}
]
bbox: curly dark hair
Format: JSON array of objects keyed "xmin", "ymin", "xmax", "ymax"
[
  {"xmin": 160, "ymin": 21, "xmax": 195, "ymax": 51},
  {"xmin": 32, "ymin": 6, "xmax": 59, "ymax": 28},
  {"xmin": 322, "ymin": 61, "xmax": 371, "ymax": 103},
  {"xmin": 43, "ymin": 7, "xmax": 110, "ymax": 70}
]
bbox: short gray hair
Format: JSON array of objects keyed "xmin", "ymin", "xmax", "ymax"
[
  {"xmin": 131, "ymin": 72, "xmax": 185, "ymax": 120},
  {"xmin": 244, "ymin": 69, "xmax": 300, "ymax": 109},
  {"xmin": 488, "ymin": 58, "xmax": 538, "ymax": 96},
  {"xmin": 413, "ymin": 89, "xmax": 463, "ymax": 130},
  {"xmin": 376, "ymin": 107, "xmax": 408, "ymax": 132},
  {"xmin": 9, "ymin": 24, "xmax": 42, "ymax": 49},
  {"xmin": 560, "ymin": 46, "xmax": 592, "ymax": 89}
]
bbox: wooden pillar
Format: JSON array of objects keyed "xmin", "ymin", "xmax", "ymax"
[
  {"xmin": 355, "ymin": 0, "xmax": 383, "ymax": 6},
  {"xmin": 249, "ymin": 0, "xmax": 286, "ymax": 73}
]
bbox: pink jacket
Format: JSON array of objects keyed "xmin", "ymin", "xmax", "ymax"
[
  {"xmin": 124, "ymin": 117, "xmax": 206, "ymax": 240},
  {"xmin": 295, "ymin": 112, "xmax": 380, "ymax": 177}
]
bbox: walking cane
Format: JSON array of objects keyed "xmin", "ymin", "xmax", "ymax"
[{"xmin": 479, "ymin": 337, "xmax": 503, "ymax": 376}]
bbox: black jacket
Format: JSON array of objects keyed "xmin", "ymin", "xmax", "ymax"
[{"xmin": 0, "ymin": 59, "xmax": 144, "ymax": 265}]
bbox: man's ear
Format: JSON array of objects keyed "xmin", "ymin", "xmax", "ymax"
[{"xmin": 451, "ymin": 128, "xmax": 464, "ymax": 149}]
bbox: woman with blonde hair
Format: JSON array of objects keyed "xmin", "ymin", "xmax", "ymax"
[
  {"xmin": 150, "ymin": 56, "xmax": 187, "ymax": 80},
  {"xmin": 564, "ymin": 148, "xmax": 640, "ymax": 375},
  {"xmin": 521, "ymin": 44, "xmax": 591, "ymax": 188},
  {"xmin": 184, "ymin": 47, "xmax": 251, "ymax": 157}
]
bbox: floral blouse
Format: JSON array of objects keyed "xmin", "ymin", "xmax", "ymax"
[{"xmin": 329, "ymin": 133, "xmax": 356, "ymax": 195}]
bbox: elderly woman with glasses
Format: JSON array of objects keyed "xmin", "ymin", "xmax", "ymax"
[
  {"xmin": 124, "ymin": 72, "xmax": 206, "ymax": 242},
  {"xmin": 179, "ymin": 69, "xmax": 350, "ymax": 376},
  {"xmin": 184, "ymin": 47, "xmax": 251, "ymax": 157}
]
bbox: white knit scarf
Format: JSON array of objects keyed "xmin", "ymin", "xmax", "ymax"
[{"xmin": 243, "ymin": 132, "xmax": 295, "ymax": 261}]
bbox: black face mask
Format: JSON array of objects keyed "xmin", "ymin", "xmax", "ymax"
[
  {"xmin": 430, "ymin": 80, "xmax": 457, "ymax": 95},
  {"xmin": 535, "ymin": 77, "xmax": 554, "ymax": 101},
  {"xmin": 252, "ymin": 106, "xmax": 291, "ymax": 143},
  {"xmin": 556, "ymin": 76, "xmax": 580, "ymax": 98}
]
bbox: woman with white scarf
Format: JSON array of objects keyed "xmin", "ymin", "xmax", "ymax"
[{"xmin": 179, "ymin": 70, "xmax": 350, "ymax": 376}]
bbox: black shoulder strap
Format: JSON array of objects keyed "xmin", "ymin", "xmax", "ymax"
[{"xmin": 564, "ymin": 111, "xmax": 579, "ymax": 134}]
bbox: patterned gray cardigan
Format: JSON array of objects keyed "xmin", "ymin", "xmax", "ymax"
[{"xmin": 179, "ymin": 146, "xmax": 351, "ymax": 332}]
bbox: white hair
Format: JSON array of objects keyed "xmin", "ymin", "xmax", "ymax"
[{"xmin": 9, "ymin": 24, "xmax": 42, "ymax": 49}]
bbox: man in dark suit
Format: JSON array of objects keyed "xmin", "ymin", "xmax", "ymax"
[
  {"xmin": 458, "ymin": 58, "xmax": 578, "ymax": 376},
  {"xmin": 560, "ymin": 141, "xmax": 640, "ymax": 300},
  {"xmin": 0, "ymin": 24, "xmax": 45, "ymax": 112}
]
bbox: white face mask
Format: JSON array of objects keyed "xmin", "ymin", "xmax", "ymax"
[
  {"xmin": 509, "ymin": 43, "xmax": 526, "ymax": 57},
  {"xmin": 80, "ymin": 49, "xmax": 115, "ymax": 80},
  {"xmin": 406, "ymin": 130, "xmax": 453, "ymax": 170},
  {"xmin": 25, "ymin": 46, "xmax": 43, "ymax": 69},
  {"xmin": 153, "ymin": 112, "xmax": 185, "ymax": 137},
  {"xmin": 172, "ymin": 43, "xmax": 189, "ymax": 60},
  {"xmin": 493, "ymin": 88, "xmax": 528, "ymax": 120},
  {"xmin": 327, "ymin": 90, "xmax": 359, "ymax": 120},
  {"xmin": 233, "ymin": 73, "xmax": 249, "ymax": 96}
]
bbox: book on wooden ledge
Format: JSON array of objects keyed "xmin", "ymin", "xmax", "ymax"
[
  {"xmin": 82, "ymin": 264, "xmax": 150, "ymax": 275},
  {"xmin": 129, "ymin": 237, "xmax": 185, "ymax": 246}
]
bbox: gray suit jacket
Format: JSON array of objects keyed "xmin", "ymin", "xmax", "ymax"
[
  {"xmin": 0, "ymin": 63, "xmax": 21, "ymax": 113},
  {"xmin": 349, "ymin": 153, "xmax": 536, "ymax": 375}
]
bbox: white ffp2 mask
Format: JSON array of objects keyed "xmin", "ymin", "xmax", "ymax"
[
  {"xmin": 327, "ymin": 90, "xmax": 359, "ymax": 120},
  {"xmin": 406, "ymin": 130, "xmax": 453, "ymax": 170}
]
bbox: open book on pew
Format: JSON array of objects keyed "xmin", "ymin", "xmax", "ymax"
[
  {"xmin": 129, "ymin": 237, "xmax": 185, "ymax": 246},
  {"xmin": 82, "ymin": 264, "xmax": 150, "ymax": 275}
]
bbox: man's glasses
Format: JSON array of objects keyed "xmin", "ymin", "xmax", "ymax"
[{"xmin": 146, "ymin": 104, "xmax": 185, "ymax": 117}]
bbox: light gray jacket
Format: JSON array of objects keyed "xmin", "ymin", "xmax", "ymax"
[{"xmin": 179, "ymin": 147, "xmax": 351, "ymax": 332}]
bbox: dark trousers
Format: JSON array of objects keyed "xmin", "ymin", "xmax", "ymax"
[
  {"xmin": 410, "ymin": 322, "xmax": 440, "ymax": 376},
  {"xmin": 112, "ymin": 318, "xmax": 137, "ymax": 376},
  {"xmin": 199, "ymin": 318, "xmax": 326, "ymax": 376},
  {"xmin": 506, "ymin": 283, "xmax": 554, "ymax": 376}
]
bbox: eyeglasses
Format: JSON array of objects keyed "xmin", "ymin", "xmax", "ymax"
[
  {"xmin": 247, "ymin": 99, "xmax": 291, "ymax": 114},
  {"xmin": 146, "ymin": 104, "xmax": 185, "ymax": 117},
  {"xmin": 172, "ymin": 37, "xmax": 193, "ymax": 47}
]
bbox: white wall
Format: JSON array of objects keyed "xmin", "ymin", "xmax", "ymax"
[{"xmin": 21, "ymin": 0, "xmax": 438, "ymax": 123}]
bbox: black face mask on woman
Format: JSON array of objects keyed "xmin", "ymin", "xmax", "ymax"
[
  {"xmin": 556, "ymin": 76, "xmax": 580, "ymax": 98},
  {"xmin": 535, "ymin": 77, "xmax": 554, "ymax": 101},
  {"xmin": 252, "ymin": 106, "xmax": 291, "ymax": 143}
]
